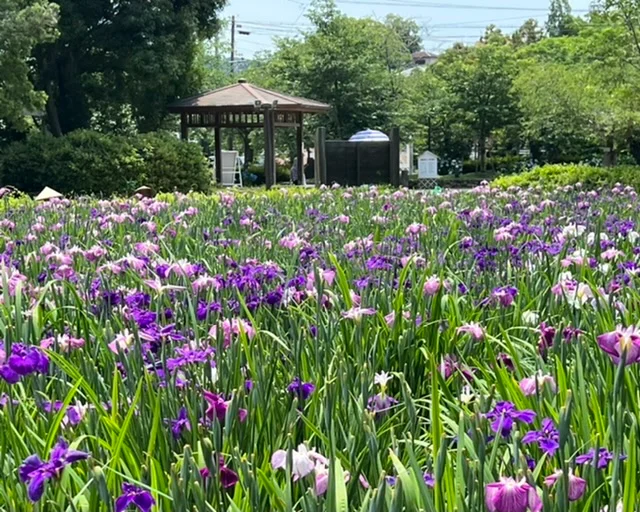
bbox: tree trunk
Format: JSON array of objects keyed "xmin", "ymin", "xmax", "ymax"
[
  {"xmin": 45, "ymin": 94, "xmax": 63, "ymax": 137},
  {"xmin": 478, "ymin": 134, "xmax": 486, "ymax": 173}
]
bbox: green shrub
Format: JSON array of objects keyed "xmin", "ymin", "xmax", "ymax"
[
  {"xmin": 494, "ymin": 164, "xmax": 640, "ymax": 189},
  {"xmin": 0, "ymin": 130, "xmax": 211, "ymax": 195},
  {"xmin": 132, "ymin": 133, "xmax": 211, "ymax": 194},
  {"xmin": 462, "ymin": 155, "xmax": 528, "ymax": 175},
  {"xmin": 244, "ymin": 164, "xmax": 291, "ymax": 186}
]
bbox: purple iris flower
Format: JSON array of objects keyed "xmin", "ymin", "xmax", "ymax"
[
  {"xmin": 7, "ymin": 344, "xmax": 49, "ymax": 375},
  {"xmin": 575, "ymin": 448, "xmax": 626, "ymax": 469},
  {"xmin": 168, "ymin": 407, "xmax": 191, "ymax": 439},
  {"xmin": 486, "ymin": 402, "xmax": 536, "ymax": 437},
  {"xmin": 19, "ymin": 438, "xmax": 89, "ymax": 502},
  {"xmin": 368, "ymin": 394, "xmax": 398, "ymax": 416},
  {"xmin": 200, "ymin": 456, "xmax": 239, "ymax": 489},
  {"xmin": 131, "ymin": 310, "xmax": 157, "ymax": 329},
  {"xmin": 115, "ymin": 483, "xmax": 155, "ymax": 512},
  {"xmin": 538, "ymin": 322, "xmax": 557, "ymax": 354},
  {"xmin": 423, "ymin": 473, "xmax": 435, "ymax": 488},
  {"xmin": 287, "ymin": 377, "xmax": 315, "ymax": 400},
  {"xmin": 522, "ymin": 418, "xmax": 560, "ymax": 456},
  {"xmin": 0, "ymin": 364, "xmax": 20, "ymax": 384},
  {"xmin": 166, "ymin": 346, "xmax": 214, "ymax": 372},
  {"xmin": 492, "ymin": 286, "xmax": 518, "ymax": 308}
]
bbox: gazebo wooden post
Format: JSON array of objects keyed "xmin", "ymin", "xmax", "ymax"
[
  {"xmin": 263, "ymin": 107, "xmax": 276, "ymax": 190},
  {"xmin": 180, "ymin": 113, "xmax": 189, "ymax": 140},
  {"xmin": 214, "ymin": 113, "xmax": 222, "ymax": 185},
  {"xmin": 296, "ymin": 112, "xmax": 304, "ymax": 185}
]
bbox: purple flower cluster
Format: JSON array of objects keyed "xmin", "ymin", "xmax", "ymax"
[{"xmin": 0, "ymin": 343, "xmax": 49, "ymax": 384}]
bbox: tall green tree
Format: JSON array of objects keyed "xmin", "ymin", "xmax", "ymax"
[
  {"xmin": 435, "ymin": 42, "xmax": 519, "ymax": 171},
  {"xmin": 251, "ymin": 0, "xmax": 411, "ymax": 139},
  {"xmin": 511, "ymin": 19, "xmax": 544, "ymax": 47},
  {"xmin": 384, "ymin": 14, "xmax": 423, "ymax": 54},
  {"xmin": 0, "ymin": 0, "xmax": 58, "ymax": 132},
  {"xmin": 34, "ymin": 0, "xmax": 226, "ymax": 135},
  {"xmin": 547, "ymin": 0, "xmax": 576, "ymax": 37}
]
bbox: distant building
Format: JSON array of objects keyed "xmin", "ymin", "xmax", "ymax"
[
  {"xmin": 411, "ymin": 51, "xmax": 439, "ymax": 66},
  {"xmin": 401, "ymin": 51, "xmax": 439, "ymax": 77}
]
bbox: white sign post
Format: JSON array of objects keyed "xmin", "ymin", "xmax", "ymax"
[{"xmin": 417, "ymin": 151, "xmax": 439, "ymax": 188}]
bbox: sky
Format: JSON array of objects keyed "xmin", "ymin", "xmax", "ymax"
[{"xmin": 222, "ymin": 0, "xmax": 594, "ymax": 60}]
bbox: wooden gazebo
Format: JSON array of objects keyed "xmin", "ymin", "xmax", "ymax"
[{"xmin": 168, "ymin": 80, "xmax": 330, "ymax": 189}]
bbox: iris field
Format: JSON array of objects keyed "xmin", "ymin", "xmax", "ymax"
[{"xmin": 0, "ymin": 184, "xmax": 639, "ymax": 511}]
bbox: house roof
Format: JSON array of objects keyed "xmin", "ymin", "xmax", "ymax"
[
  {"xmin": 168, "ymin": 80, "xmax": 331, "ymax": 114},
  {"xmin": 412, "ymin": 51, "xmax": 439, "ymax": 60}
]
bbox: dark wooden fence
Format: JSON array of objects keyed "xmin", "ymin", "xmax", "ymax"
[{"xmin": 315, "ymin": 128, "xmax": 400, "ymax": 187}]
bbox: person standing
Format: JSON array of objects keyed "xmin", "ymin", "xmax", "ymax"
[{"xmin": 291, "ymin": 157, "xmax": 300, "ymax": 186}]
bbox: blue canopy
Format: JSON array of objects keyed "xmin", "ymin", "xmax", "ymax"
[{"xmin": 349, "ymin": 129, "xmax": 389, "ymax": 142}]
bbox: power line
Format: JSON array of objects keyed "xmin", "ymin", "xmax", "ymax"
[{"xmin": 336, "ymin": 0, "xmax": 590, "ymax": 12}]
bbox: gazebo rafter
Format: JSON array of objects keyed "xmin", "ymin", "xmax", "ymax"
[{"xmin": 168, "ymin": 80, "xmax": 330, "ymax": 189}]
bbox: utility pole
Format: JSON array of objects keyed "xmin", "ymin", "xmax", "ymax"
[{"xmin": 230, "ymin": 15, "xmax": 236, "ymax": 74}]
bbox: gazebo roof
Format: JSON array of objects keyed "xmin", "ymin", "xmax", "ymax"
[{"xmin": 168, "ymin": 80, "xmax": 330, "ymax": 114}]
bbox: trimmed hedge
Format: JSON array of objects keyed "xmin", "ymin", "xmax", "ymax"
[
  {"xmin": 494, "ymin": 164, "xmax": 640, "ymax": 189},
  {"xmin": 0, "ymin": 131, "xmax": 211, "ymax": 195}
]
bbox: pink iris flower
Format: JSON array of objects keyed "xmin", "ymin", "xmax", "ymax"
[
  {"xmin": 457, "ymin": 323, "xmax": 485, "ymax": 341},
  {"xmin": 597, "ymin": 326, "xmax": 640, "ymax": 365},
  {"xmin": 485, "ymin": 477, "xmax": 542, "ymax": 512},
  {"xmin": 544, "ymin": 470, "xmax": 587, "ymax": 501}
]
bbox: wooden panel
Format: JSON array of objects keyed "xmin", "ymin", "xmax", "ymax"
[
  {"xmin": 325, "ymin": 141, "xmax": 357, "ymax": 186},
  {"xmin": 357, "ymin": 142, "xmax": 390, "ymax": 185}
]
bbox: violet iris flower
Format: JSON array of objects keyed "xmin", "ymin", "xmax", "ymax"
[
  {"xmin": 288, "ymin": 378, "xmax": 315, "ymax": 400},
  {"xmin": 492, "ymin": 286, "xmax": 518, "ymax": 307},
  {"xmin": 575, "ymin": 448, "xmax": 626, "ymax": 469},
  {"xmin": 486, "ymin": 402, "xmax": 536, "ymax": 437},
  {"xmin": 115, "ymin": 483, "xmax": 155, "ymax": 512},
  {"xmin": 1, "ymin": 344, "xmax": 49, "ymax": 384},
  {"xmin": 168, "ymin": 407, "xmax": 191, "ymax": 439},
  {"xmin": 367, "ymin": 394, "xmax": 398, "ymax": 416},
  {"xmin": 522, "ymin": 418, "xmax": 560, "ymax": 456},
  {"xmin": 19, "ymin": 438, "xmax": 89, "ymax": 502}
]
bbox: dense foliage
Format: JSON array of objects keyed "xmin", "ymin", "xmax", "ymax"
[
  {"xmin": 0, "ymin": 0, "xmax": 227, "ymax": 139},
  {"xmin": 241, "ymin": 0, "xmax": 640, "ymax": 173},
  {"xmin": 0, "ymin": 131, "xmax": 211, "ymax": 195},
  {"xmin": 0, "ymin": 0, "xmax": 58, "ymax": 133},
  {"xmin": 0, "ymin": 186, "xmax": 640, "ymax": 510}
]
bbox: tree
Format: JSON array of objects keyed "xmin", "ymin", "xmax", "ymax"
[
  {"xmin": 435, "ymin": 42, "xmax": 519, "ymax": 171},
  {"xmin": 251, "ymin": 0, "xmax": 411, "ymax": 140},
  {"xmin": 33, "ymin": 0, "xmax": 226, "ymax": 135},
  {"xmin": 403, "ymin": 70, "xmax": 473, "ymax": 173},
  {"xmin": 514, "ymin": 62, "xmax": 599, "ymax": 162},
  {"xmin": 0, "ymin": 0, "xmax": 58, "ymax": 132},
  {"xmin": 511, "ymin": 19, "xmax": 544, "ymax": 47},
  {"xmin": 384, "ymin": 14, "xmax": 423, "ymax": 54},
  {"xmin": 482, "ymin": 25, "xmax": 509, "ymax": 45},
  {"xmin": 547, "ymin": 0, "xmax": 577, "ymax": 37}
]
